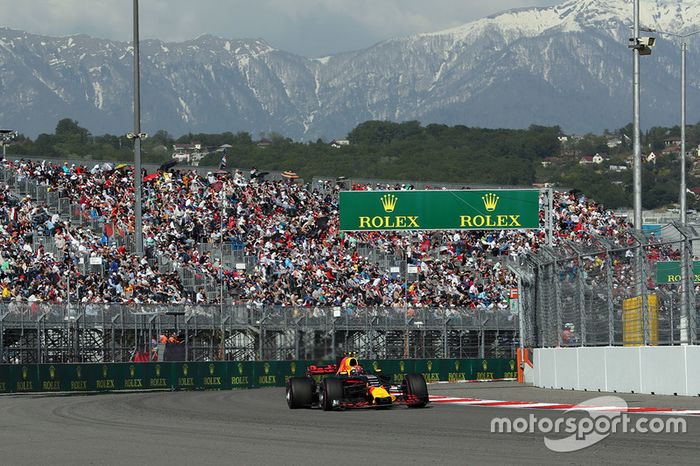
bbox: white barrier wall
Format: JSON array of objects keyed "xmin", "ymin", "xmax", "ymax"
[{"xmin": 534, "ymin": 346, "xmax": 700, "ymax": 396}]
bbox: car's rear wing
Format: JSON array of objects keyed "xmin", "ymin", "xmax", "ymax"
[{"xmin": 306, "ymin": 364, "xmax": 338, "ymax": 375}]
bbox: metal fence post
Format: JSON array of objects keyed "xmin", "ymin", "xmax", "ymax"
[
  {"xmin": 517, "ymin": 275, "xmax": 525, "ymax": 352},
  {"xmin": 684, "ymin": 228, "xmax": 697, "ymax": 345},
  {"xmin": 605, "ymin": 252, "xmax": 615, "ymax": 345},
  {"xmin": 671, "ymin": 292, "xmax": 675, "ymax": 345},
  {"xmin": 507, "ymin": 264, "xmax": 527, "ymax": 354},
  {"xmin": 220, "ymin": 314, "xmax": 229, "ymax": 361},
  {"xmin": 641, "ymin": 244, "xmax": 649, "ymax": 346},
  {"xmin": 552, "ymin": 258, "xmax": 563, "ymax": 346},
  {"xmin": 479, "ymin": 309, "xmax": 485, "ymax": 359},
  {"xmin": 673, "ymin": 222, "xmax": 698, "ymax": 345},
  {"xmin": 37, "ymin": 313, "xmax": 44, "ymax": 364},
  {"xmin": 443, "ymin": 317, "xmax": 450, "ymax": 358},
  {"xmin": 535, "ymin": 263, "xmax": 545, "ymax": 346},
  {"xmin": 295, "ymin": 317, "xmax": 302, "ymax": 360},
  {"xmin": 0, "ymin": 313, "xmax": 4, "ymax": 363},
  {"xmin": 629, "ymin": 230, "xmax": 649, "ymax": 345},
  {"xmin": 680, "ymin": 229, "xmax": 689, "ymax": 345},
  {"xmin": 530, "ymin": 255, "xmax": 552, "ymax": 347},
  {"xmin": 331, "ymin": 319, "xmax": 336, "ymax": 361},
  {"xmin": 74, "ymin": 313, "xmax": 82, "ymax": 362},
  {"xmin": 578, "ymin": 254, "xmax": 587, "ymax": 346},
  {"xmin": 111, "ymin": 314, "xmax": 119, "ymax": 363},
  {"xmin": 523, "ymin": 259, "xmax": 538, "ymax": 348},
  {"xmin": 259, "ymin": 326, "xmax": 264, "ymax": 361},
  {"xmin": 689, "ymin": 233, "xmax": 697, "ymax": 345},
  {"xmin": 592, "ymin": 234, "xmax": 621, "ymax": 346},
  {"xmin": 184, "ymin": 315, "xmax": 190, "ymax": 362},
  {"xmin": 540, "ymin": 248, "xmax": 562, "ymax": 347}
]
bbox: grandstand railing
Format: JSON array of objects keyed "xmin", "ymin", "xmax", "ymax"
[{"xmin": 0, "ymin": 304, "xmax": 518, "ymax": 363}]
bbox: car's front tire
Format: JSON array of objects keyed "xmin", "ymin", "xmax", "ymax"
[
  {"xmin": 287, "ymin": 377, "xmax": 313, "ymax": 409},
  {"xmin": 403, "ymin": 373, "xmax": 429, "ymax": 408},
  {"xmin": 320, "ymin": 377, "xmax": 344, "ymax": 411}
]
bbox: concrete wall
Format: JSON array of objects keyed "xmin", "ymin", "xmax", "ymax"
[{"xmin": 533, "ymin": 346, "xmax": 700, "ymax": 396}]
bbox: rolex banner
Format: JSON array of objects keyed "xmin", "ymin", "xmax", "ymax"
[
  {"xmin": 0, "ymin": 359, "xmax": 517, "ymax": 393},
  {"xmin": 655, "ymin": 261, "xmax": 700, "ymax": 285},
  {"xmin": 339, "ymin": 190, "xmax": 540, "ymax": 231}
]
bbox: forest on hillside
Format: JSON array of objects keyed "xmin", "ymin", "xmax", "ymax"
[{"xmin": 5, "ymin": 118, "xmax": 700, "ymax": 210}]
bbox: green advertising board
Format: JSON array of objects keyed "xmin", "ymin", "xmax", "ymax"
[
  {"xmin": 0, "ymin": 358, "xmax": 517, "ymax": 393},
  {"xmin": 198, "ymin": 362, "xmax": 227, "ymax": 389},
  {"xmin": 339, "ymin": 190, "xmax": 540, "ymax": 231},
  {"xmin": 176, "ymin": 362, "xmax": 196, "ymax": 390},
  {"xmin": 118, "ymin": 363, "xmax": 147, "ymax": 390},
  {"xmin": 655, "ymin": 261, "xmax": 700, "ymax": 284},
  {"xmin": 229, "ymin": 361, "xmax": 252, "ymax": 390},
  {"xmin": 14, "ymin": 365, "xmax": 39, "ymax": 393},
  {"xmin": 96, "ymin": 363, "xmax": 118, "ymax": 391}
]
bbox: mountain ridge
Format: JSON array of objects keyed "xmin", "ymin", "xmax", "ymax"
[{"xmin": 1, "ymin": 0, "xmax": 699, "ymax": 139}]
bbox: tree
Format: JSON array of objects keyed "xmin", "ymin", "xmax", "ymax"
[
  {"xmin": 55, "ymin": 118, "xmax": 89, "ymax": 145},
  {"xmin": 574, "ymin": 133, "xmax": 607, "ymax": 155},
  {"xmin": 150, "ymin": 130, "xmax": 173, "ymax": 147}
]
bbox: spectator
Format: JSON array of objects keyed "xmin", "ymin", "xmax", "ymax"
[{"xmin": 1, "ymin": 158, "xmax": 660, "ymax": 311}]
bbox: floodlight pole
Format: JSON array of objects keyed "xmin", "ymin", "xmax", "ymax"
[
  {"xmin": 631, "ymin": 2, "xmax": 650, "ymax": 335},
  {"xmin": 681, "ymin": 41, "xmax": 687, "ymax": 225},
  {"xmin": 641, "ymin": 27, "xmax": 700, "ymax": 224},
  {"xmin": 133, "ymin": 0, "xmax": 144, "ymax": 257},
  {"xmin": 678, "ymin": 32, "xmax": 700, "ymax": 224},
  {"xmin": 632, "ymin": 0, "xmax": 642, "ymax": 230},
  {"xmin": 0, "ymin": 130, "xmax": 16, "ymax": 161},
  {"xmin": 681, "ymin": 40, "xmax": 690, "ymax": 345}
]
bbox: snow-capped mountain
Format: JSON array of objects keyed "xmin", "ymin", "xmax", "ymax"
[{"xmin": 1, "ymin": 0, "xmax": 699, "ymax": 139}]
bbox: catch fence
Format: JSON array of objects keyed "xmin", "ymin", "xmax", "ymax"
[{"xmin": 513, "ymin": 223, "xmax": 700, "ymax": 348}]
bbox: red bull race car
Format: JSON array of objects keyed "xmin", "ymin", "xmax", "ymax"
[{"xmin": 286, "ymin": 354, "xmax": 429, "ymax": 410}]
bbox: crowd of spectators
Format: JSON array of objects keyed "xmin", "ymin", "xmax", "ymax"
[{"xmin": 0, "ymin": 157, "xmax": 668, "ymax": 312}]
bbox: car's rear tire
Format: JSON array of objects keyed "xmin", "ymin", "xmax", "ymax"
[
  {"xmin": 320, "ymin": 377, "xmax": 344, "ymax": 411},
  {"xmin": 403, "ymin": 373, "xmax": 429, "ymax": 408},
  {"xmin": 286, "ymin": 377, "xmax": 313, "ymax": 409}
]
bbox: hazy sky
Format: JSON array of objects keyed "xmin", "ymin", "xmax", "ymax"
[{"xmin": 2, "ymin": 0, "xmax": 563, "ymax": 57}]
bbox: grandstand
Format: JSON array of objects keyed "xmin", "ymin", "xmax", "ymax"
[{"xmin": 0, "ymin": 157, "xmax": 681, "ymax": 363}]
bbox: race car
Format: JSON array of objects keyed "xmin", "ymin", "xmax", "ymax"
[{"xmin": 285, "ymin": 354, "xmax": 429, "ymax": 410}]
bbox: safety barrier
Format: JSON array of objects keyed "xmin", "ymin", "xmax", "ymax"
[
  {"xmin": 533, "ymin": 346, "xmax": 700, "ymax": 396},
  {"xmin": 0, "ymin": 358, "xmax": 517, "ymax": 393}
]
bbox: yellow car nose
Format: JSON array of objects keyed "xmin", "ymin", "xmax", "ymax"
[{"xmin": 369, "ymin": 386, "xmax": 395, "ymax": 404}]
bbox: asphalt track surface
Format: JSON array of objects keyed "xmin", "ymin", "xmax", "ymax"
[{"xmin": 1, "ymin": 382, "xmax": 699, "ymax": 465}]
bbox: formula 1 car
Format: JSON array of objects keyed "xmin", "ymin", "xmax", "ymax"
[{"xmin": 285, "ymin": 354, "xmax": 429, "ymax": 410}]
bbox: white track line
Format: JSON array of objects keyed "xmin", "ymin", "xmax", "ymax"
[
  {"xmin": 428, "ymin": 378, "xmax": 516, "ymax": 385},
  {"xmin": 428, "ymin": 395, "xmax": 700, "ymax": 416}
]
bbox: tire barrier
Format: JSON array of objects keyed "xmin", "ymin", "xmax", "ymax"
[{"xmin": 0, "ymin": 358, "xmax": 518, "ymax": 393}]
